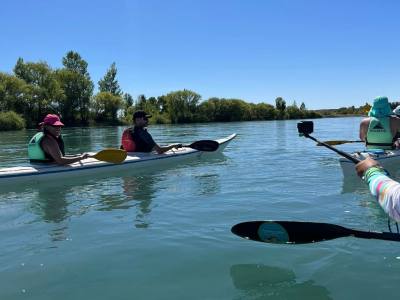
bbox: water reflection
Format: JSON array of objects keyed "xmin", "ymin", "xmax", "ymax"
[
  {"xmin": 341, "ymin": 178, "xmax": 366, "ymax": 194},
  {"xmin": 341, "ymin": 171, "xmax": 400, "ymax": 231},
  {"xmin": 194, "ymin": 173, "xmax": 220, "ymax": 196},
  {"xmin": 230, "ymin": 264, "xmax": 332, "ymax": 299},
  {"xmin": 28, "ymin": 175, "xmax": 153, "ymax": 238},
  {"xmin": 341, "ymin": 165, "xmax": 400, "ymax": 194},
  {"xmin": 192, "ymin": 156, "xmax": 226, "ymax": 196},
  {"xmin": 120, "ymin": 175, "xmax": 158, "ymax": 228},
  {"xmin": 1, "ymin": 152, "xmax": 227, "ymax": 242},
  {"xmin": 274, "ymin": 120, "xmax": 288, "ymax": 150},
  {"xmin": 30, "ymin": 186, "xmax": 71, "ymax": 242}
]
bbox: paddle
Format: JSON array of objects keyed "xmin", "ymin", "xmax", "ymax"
[
  {"xmin": 297, "ymin": 121, "xmax": 360, "ymax": 164},
  {"xmin": 231, "ymin": 221, "xmax": 400, "ymax": 244},
  {"xmin": 90, "ymin": 148, "xmax": 127, "ymax": 164},
  {"xmin": 183, "ymin": 140, "xmax": 219, "ymax": 152},
  {"xmin": 317, "ymin": 140, "xmax": 363, "ymax": 146}
]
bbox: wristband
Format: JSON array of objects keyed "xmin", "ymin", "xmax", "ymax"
[{"xmin": 363, "ymin": 165, "xmax": 389, "ymax": 181}]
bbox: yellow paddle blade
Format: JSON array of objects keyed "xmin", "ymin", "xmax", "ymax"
[
  {"xmin": 317, "ymin": 141, "xmax": 347, "ymax": 146},
  {"xmin": 317, "ymin": 140, "xmax": 363, "ymax": 146},
  {"xmin": 92, "ymin": 149, "xmax": 127, "ymax": 164}
]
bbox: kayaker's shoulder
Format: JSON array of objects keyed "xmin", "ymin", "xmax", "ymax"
[
  {"xmin": 123, "ymin": 126, "xmax": 134, "ymax": 132},
  {"xmin": 360, "ymin": 117, "xmax": 371, "ymax": 122}
]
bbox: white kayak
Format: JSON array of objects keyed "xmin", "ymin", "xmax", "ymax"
[
  {"xmin": 339, "ymin": 148, "xmax": 400, "ymax": 180},
  {"xmin": 0, "ymin": 133, "xmax": 236, "ymax": 185}
]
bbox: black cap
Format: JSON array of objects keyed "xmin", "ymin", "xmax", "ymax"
[{"xmin": 133, "ymin": 110, "xmax": 152, "ymax": 120}]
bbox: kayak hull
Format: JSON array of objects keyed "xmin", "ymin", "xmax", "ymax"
[
  {"xmin": 339, "ymin": 149, "xmax": 400, "ymax": 180},
  {"xmin": 0, "ymin": 134, "xmax": 236, "ymax": 185}
]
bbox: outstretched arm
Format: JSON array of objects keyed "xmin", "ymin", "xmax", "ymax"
[
  {"xmin": 153, "ymin": 143, "xmax": 182, "ymax": 154},
  {"xmin": 356, "ymin": 158, "xmax": 400, "ymax": 222},
  {"xmin": 42, "ymin": 138, "xmax": 89, "ymax": 165}
]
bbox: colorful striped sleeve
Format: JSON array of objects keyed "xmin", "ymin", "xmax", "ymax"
[{"xmin": 363, "ymin": 167, "xmax": 400, "ymax": 222}]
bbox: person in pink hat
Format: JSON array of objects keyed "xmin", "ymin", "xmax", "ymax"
[{"xmin": 28, "ymin": 114, "xmax": 89, "ymax": 165}]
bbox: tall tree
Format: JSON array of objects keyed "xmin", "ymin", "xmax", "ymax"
[
  {"xmin": 13, "ymin": 58, "xmax": 64, "ymax": 122},
  {"xmin": 136, "ymin": 94, "xmax": 147, "ymax": 110},
  {"xmin": 98, "ymin": 62, "xmax": 122, "ymax": 96},
  {"xmin": 165, "ymin": 89, "xmax": 201, "ymax": 123},
  {"xmin": 253, "ymin": 102, "xmax": 276, "ymax": 120},
  {"xmin": 0, "ymin": 72, "xmax": 31, "ymax": 115},
  {"xmin": 275, "ymin": 97, "xmax": 286, "ymax": 119},
  {"xmin": 56, "ymin": 51, "xmax": 94, "ymax": 124},
  {"xmin": 123, "ymin": 93, "xmax": 134, "ymax": 117},
  {"xmin": 124, "ymin": 93, "xmax": 133, "ymax": 107},
  {"xmin": 92, "ymin": 92, "xmax": 122, "ymax": 122},
  {"xmin": 157, "ymin": 95, "xmax": 167, "ymax": 113},
  {"xmin": 286, "ymin": 103, "xmax": 302, "ymax": 119}
]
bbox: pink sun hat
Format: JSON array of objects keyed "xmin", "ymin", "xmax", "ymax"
[{"xmin": 40, "ymin": 114, "xmax": 64, "ymax": 126}]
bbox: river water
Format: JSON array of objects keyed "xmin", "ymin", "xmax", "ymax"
[{"xmin": 1, "ymin": 117, "xmax": 399, "ymax": 300}]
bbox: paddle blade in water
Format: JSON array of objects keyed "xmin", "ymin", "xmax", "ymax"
[
  {"xmin": 231, "ymin": 221, "xmax": 352, "ymax": 244},
  {"xmin": 92, "ymin": 149, "xmax": 127, "ymax": 164},
  {"xmin": 187, "ymin": 140, "xmax": 219, "ymax": 152}
]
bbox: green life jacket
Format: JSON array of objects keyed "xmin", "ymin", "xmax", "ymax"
[
  {"xmin": 366, "ymin": 117, "xmax": 394, "ymax": 150},
  {"xmin": 28, "ymin": 132, "xmax": 48, "ymax": 161},
  {"xmin": 28, "ymin": 132, "xmax": 65, "ymax": 162}
]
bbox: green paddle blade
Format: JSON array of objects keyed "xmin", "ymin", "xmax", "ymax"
[{"xmin": 92, "ymin": 149, "xmax": 127, "ymax": 164}]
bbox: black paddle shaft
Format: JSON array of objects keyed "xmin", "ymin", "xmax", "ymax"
[
  {"xmin": 276, "ymin": 221, "xmax": 400, "ymax": 243},
  {"xmin": 297, "ymin": 121, "xmax": 360, "ymax": 164},
  {"xmin": 350, "ymin": 229, "xmax": 400, "ymax": 242},
  {"xmin": 304, "ymin": 134, "xmax": 360, "ymax": 164}
]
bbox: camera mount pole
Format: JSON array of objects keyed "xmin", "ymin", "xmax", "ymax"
[{"xmin": 297, "ymin": 121, "xmax": 360, "ymax": 164}]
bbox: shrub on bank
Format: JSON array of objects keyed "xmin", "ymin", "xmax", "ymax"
[
  {"xmin": 151, "ymin": 113, "xmax": 170, "ymax": 124},
  {"xmin": 0, "ymin": 111, "xmax": 26, "ymax": 130}
]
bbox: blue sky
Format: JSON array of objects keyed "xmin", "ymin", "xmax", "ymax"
[{"xmin": 1, "ymin": 0, "xmax": 400, "ymax": 109}]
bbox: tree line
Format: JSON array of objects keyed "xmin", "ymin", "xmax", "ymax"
[{"xmin": 1, "ymin": 50, "xmax": 357, "ymax": 131}]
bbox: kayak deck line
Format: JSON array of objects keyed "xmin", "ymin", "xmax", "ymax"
[{"xmin": 0, "ymin": 133, "xmax": 237, "ymax": 183}]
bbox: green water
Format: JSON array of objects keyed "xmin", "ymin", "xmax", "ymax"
[{"xmin": 1, "ymin": 118, "xmax": 400, "ymax": 299}]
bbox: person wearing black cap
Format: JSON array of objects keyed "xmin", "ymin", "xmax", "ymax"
[{"xmin": 121, "ymin": 110, "xmax": 182, "ymax": 153}]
